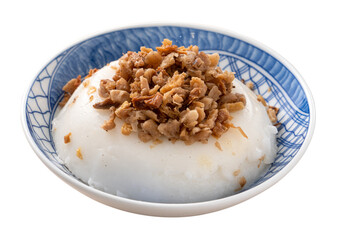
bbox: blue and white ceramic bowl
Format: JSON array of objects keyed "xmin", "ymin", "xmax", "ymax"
[{"xmin": 22, "ymin": 25, "xmax": 315, "ymax": 217}]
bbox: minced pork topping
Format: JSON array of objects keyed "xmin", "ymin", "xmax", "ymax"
[
  {"xmin": 94, "ymin": 39, "xmax": 247, "ymax": 144},
  {"xmin": 60, "ymin": 39, "xmax": 279, "ymax": 145}
]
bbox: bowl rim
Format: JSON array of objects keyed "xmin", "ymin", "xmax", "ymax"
[{"xmin": 21, "ymin": 23, "xmax": 316, "ymax": 217}]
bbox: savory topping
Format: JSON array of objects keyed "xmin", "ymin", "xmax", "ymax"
[
  {"xmin": 214, "ymin": 141, "xmax": 222, "ymax": 151},
  {"xmin": 60, "ymin": 69, "xmax": 97, "ymax": 107},
  {"xmin": 101, "ymin": 107, "xmax": 116, "ymax": 131},
  {"xmin": 87, "ymin": 86, "xmax": 96, "ymax": 95},
  {"xmin": 267, "ymin": 106, "xmax": 278, "ymax": 123},
  {"xmin": 258, "ymin": 155, "xmax": 265, "ymax": 168},
  {"xmin": 228, "ymin": 123, "xmax": 248, "ymax": 139},
  {"xmin": 59, "ymin": 39, "xmax": 278, "ymax": 145},
  {"xmin": 76, "ymin": 148, "xmax": 83, "ymax": 160},
  {"xmin": 92, "ymin": 39, "xmax": 246, "ymax": 145},
  {"xmin": 85, "ymin": 68, "xmax": 98, "ymax": 79},
  {"xmin": 72, "ymin": 97, "xmax": 78, "ymax": 104},
  {"xmin": 246, "ymin": 81, "xmax": 254, "ymax": 90},
  {"xmin": 257, "ymin": 95, "xmax": 267, "ymax": 107},
  {"xmin": 60, "ymin": 75, "xmax": 81, "ymax": 107},
  {"xmin": 63, "ymin": 75, "xmax": 82, "ymax": 94},
  {"xmin": 121, "ymin": 122, "xmax": 133, "ymax": 135},
  {"xmin": 237, "ymin": 176, "xmax": 247, "ymax": 191},
  {"xmin": 224, "ymin": 101, "xmax": 245, "ymax": 112},
  {"xmin": 257, "ymin": 95, "xmax": 279, "ymax": 124},
  {"xmin": 64, "ymin": 132, "xmax": 72, "ymax": 144},
  {"xmin": 233, "ymin": 169, "xmax": 240, "ymax": 176},
  {"xmin": 83, "ymin": 79, "xmax": 90, "ymax": 88}
]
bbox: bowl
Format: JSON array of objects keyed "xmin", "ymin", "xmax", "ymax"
[{"xmin": 22, "ymin": 25, "xmax": 315, "ymax": 217}]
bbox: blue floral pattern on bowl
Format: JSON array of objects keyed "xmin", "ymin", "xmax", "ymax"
[{"xmin": 24, "ymin": 26, "xmax": 311, "ymax": 196}]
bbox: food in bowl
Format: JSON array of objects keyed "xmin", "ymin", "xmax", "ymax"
[{"xmin": 52, "ymin": 39, "xmax": 278, "ymax": 203}]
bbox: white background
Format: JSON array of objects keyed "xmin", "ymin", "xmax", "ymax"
[{"xmin": 1, "ymin": 0, "xmax": 343, "ymax": 239}]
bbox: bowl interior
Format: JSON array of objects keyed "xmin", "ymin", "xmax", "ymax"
[{"xmin": 24, "ymin": 26, "xmax": 311, "ymax": 200}]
